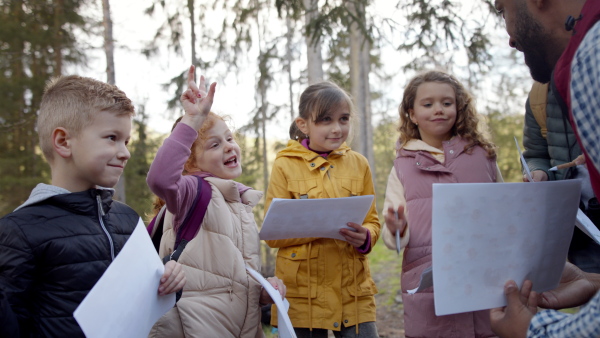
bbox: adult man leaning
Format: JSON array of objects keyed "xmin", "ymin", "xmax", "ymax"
[{"xmin": 490, "ymin": 0, "xmax": 600, "ymax": 337}]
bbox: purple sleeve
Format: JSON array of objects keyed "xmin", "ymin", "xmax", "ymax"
[
  {"xmin": 356, "ymin": 230, "xmax": 372, "ymax": 254},
  {"xmin": 146, "ymin": 123, "xmax": 199, "ymax": 228}
]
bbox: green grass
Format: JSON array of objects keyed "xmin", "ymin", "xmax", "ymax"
[{"xmin": 369, "ymin": 241, "xmax": 403, "ymax": 306}]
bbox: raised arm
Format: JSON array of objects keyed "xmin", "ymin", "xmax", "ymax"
[{"xmin": 147, "ymin": 66, "xmax": 217, "ymax": 223}]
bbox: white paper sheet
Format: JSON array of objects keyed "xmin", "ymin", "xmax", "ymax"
[
  {"xmin": 245, "ymin": 266, "xmax": 296, "ymax": 338},
  {"xmin": 259, "ymin": 196, "xmax": 374, "ymax": 241},
  {"xmin": 432, "ymin": 180, "xmax": 581, "ymax": 316},
  {"xmin": 407, "ymin": 266, "xmax": 433, "ymax": 294},
  {"xmin": 515, "ymin": 136, "xmax": 534, "ymax": 182},
  {"xmin": 576, "ymin": 209, "xmax": 600, "ymax": 245},
  {"xmin": 74, "ymin": 218, "xmax": 175, "ymax": 338}
]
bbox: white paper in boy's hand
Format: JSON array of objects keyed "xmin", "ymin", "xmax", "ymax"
[
  {"xmin": 245, "ymin": 266, "xmax": 296, "ymax": 338},
  {"xmin": 74, "ymin": 218, "xmax": 175, "ymax": 338},
  {"xmin": 260, "ymin": 196, "xmax": 374, "ymax": 241},
  {"xmin": 431, "ymin": 180, "xmax": 581, "ymax": 316}
]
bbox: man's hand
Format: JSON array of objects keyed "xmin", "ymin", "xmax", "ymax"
[
  {"xmin": 538, "ymin": 262, "xmax": 599, "ymax": 309},
  {"xmin": 490, "ymin": 280, "xmax": 537, "ymax": 338}
]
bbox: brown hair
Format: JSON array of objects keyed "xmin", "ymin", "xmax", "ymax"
[
  {"xmin": 398, "ymin": 70, "xmax": 496, "ymax": 158},
  {"xmin": 290, "ymin": 81, "xmax": 356, "ymax": 141},
  {"xmin": 37, "ymin": 75, "xmax": 135, "ymax": 162}
]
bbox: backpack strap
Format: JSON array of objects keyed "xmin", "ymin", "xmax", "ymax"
[
  {"xmin": 174, "ymin": 176, "xmax": 212, "ymax": 249},
  {"xmin": 147, "ymin": 176, "xmax": 212, "ymax": 257},
  {"xmin": 529, "ymin": 81, "xmax": 549, "ymax": 139}
]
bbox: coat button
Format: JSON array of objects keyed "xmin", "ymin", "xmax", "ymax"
[
  {"xmin": 330, "ymin": 165, "xmax": 334, "ymax": 168},
  {"xmin": 310, "ymin": 163, "xmax": 315, "ymax": 167},
  {"xmin": 291, "ymin": 253, "xmax": 296, "ymax": 258},
  {"xmin": 333, "ymin": 322, "xmax": 339, "ymax": 328},
  {"xmin": 449, "ymin": 149, "xmax": 454, "ymax": 154},
  {"xmin": 320, "ymin": 167, "xmax": 325, "ymax": 171},
  {"xmin": 344, "ymin": 319, "xmax": 348, "ymax": 324}
]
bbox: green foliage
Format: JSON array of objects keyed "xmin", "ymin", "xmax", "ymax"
[
  {"xmin": 486, "ymin": 111, "xmax": 525, "ymax": 183},
  {"xmin": 124, "ymin": 104, "xmax": 163, "ymax": 220},
  {"xmin": 397, "ymin": 0, "xmax": 498, "ymax": 89},
  {"xmin": 370, "ymin": 240, "xmax": 402, "ymax": 306},
  {"xmin": 0, "ymin": 0, "xmax": 89, "ymax": 216},
  {"xmin": 373, "ymin": 115, "xmax": 398, "ymax": 215}
]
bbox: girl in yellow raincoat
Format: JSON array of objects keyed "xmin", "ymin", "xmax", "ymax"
[{"xmin": 264, "ymin": 81, "xmax": 381, "ymax": 337}]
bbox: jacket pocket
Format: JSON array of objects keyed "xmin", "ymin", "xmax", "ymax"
[
  {"xmin": 276, "ymin": 245, "xmax": 319, "ymax": 298},
  {"xmin": 348, "ymin": 255, "xmax": 378, "ymax": 297},
  {"xmin": 287, "ymin": 179, "xmax": 318, "ymax": 199},
  {"xmin": 339, "ymin": 177, "xmax": 365, "ymax": 197}
]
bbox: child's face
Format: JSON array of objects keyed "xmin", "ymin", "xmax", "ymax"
[
  {"xmin": 194, "ymin": 119, "xmax": 242, "ymax": 179},
  {"xmin": 409, "ymin": 81, "xmax": 457, "ymax": 146},
  {"xmin": 297, "ymin": 102, "xmax": 351, "ymax": 152},
  {"xmin": 68, "ymin": 110, "xmax": 132, "ymax": 191}
]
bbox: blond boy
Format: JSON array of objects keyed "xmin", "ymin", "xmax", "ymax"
[{"xmin": 0, "ymin": 75, "xmax": 185, "ymax": 337}]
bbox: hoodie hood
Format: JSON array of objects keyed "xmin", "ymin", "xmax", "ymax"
[{"xmin": 14, "ymin": 184, "xmax": 114, "ymax": 211}]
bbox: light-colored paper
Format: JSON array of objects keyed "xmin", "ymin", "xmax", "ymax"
[
  {"xmin": 515, "ymin": 136, "xmax": 534, "ymax": 182},
  {"xmin": 260, "ymin": 196, "xmax": 374, "ymax": 241},
  {"xmin": 74, "ymin": 218, "xmax": 175, "ymax": 338},
  {"xmin": 407, "ymin": 266, "xmax": 433, "ymax": 294},
  {"xmin": 245, "ymin": 266, "xmax": 296, "ymax": 338},
  {"xmin": 576, "ymin": 209, "xmax": 600, "ymax": 245},
  {"xmin": 432, "ymin": 180, "xmax": 581, "ymax": 316}
]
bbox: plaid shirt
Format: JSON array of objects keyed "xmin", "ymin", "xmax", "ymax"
[
  {"xmin": 528, "ymin": 290, "xmax": 600, "ymax": 337},
  {"xmin": 571, "ymin": 21, "xmax": 600, "ymax": 175},
  {"xmin": 528, "ymin": 20, "xmax": 600, "ymax": 338}
]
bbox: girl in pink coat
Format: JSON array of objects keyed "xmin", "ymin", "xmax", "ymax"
[{"xmin": 382, "ymin": 71, "xmax": 501, "ymax": 338}]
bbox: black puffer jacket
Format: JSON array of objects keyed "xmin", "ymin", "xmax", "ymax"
[{"xmin": 0, "ymin": 188, "xmax": 138, "ymax": 337}]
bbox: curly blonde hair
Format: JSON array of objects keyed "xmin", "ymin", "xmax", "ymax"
[{"xmin": 398, "ymin": 70, "xmax": 496, "ymax": 158}]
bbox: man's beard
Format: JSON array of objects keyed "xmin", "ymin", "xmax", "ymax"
[{"xmin": 516, "ymin": 5, "xmax": 555, "ymax": 83}]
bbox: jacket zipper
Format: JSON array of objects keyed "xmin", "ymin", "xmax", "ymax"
[{"xmin": 96, "ymin": 194, "xmax": 115, "ymax": 260}]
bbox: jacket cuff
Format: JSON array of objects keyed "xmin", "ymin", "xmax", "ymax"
[{"xmin": 356, "ymin": 230, "xmax": 372, "ymax": 254}]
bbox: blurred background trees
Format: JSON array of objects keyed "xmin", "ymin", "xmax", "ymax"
[{"xmin": 1, "ymin": 0, "xmax": 530, "ymax": 275}]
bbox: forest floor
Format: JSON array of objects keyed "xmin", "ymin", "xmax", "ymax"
[{"xmin": 370, "ymin": 242, "xmax": 405, "ymax": 337}]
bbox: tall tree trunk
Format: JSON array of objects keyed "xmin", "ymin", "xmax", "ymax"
[
  {"xmin": 303, "ymin": 0, "xmax": 323, "ymax": 84},
  {"xmin": 102, "ymin": 0, "xmax": 115, "ymax": 85},
  {"xmin": 285, "ymin": 9, "xmax": 296, "ymax": 121},
  {"xmin": 53, "ymin": 0, "xmax": 64, "ymax": 76},
  {"xmin": 102, "ymin": 0, "xmax": 125, "ymax": 201},
  {"xmin": 188, "ymin": 0, "xmax": 197, "ymax": 77},
  {"xmin": 348, "ymin": 0, "xmax": 375, "ymax": 181}
]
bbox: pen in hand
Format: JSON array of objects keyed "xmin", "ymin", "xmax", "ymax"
[{"xmin": 549, "ymin": 154, "xmax": 585, "ymax": 171}]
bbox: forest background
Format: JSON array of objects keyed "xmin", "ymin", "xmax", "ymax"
[{"xmin": 1, "ymin": 0, "xmax": 531, "ymax": 279}]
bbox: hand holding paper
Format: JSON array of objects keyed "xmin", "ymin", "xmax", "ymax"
[
  {"xmin": 339, "ymin": 222, "xmax": 369, "ymax": 248},
  {"xmin": 260, "ymin": 196, "xmax": 374, "ymax": 242},
  {"xmin": 74, "ymin": 219, "xmax": 176, "ymax": 338},
  {"xmin": 159, "ymin": 260, "xmax": 186, "ymax": 296}
]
